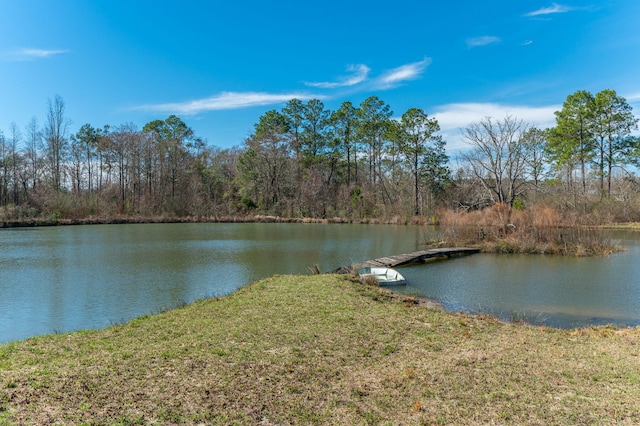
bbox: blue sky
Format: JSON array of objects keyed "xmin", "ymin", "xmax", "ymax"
[{"xmin": 1, "ymin": 0, "xmax": 638, "ymax": 152}]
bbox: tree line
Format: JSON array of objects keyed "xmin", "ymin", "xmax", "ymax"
[
  {"xmin": 459, "ymin": 89, "xmax": 639, "ymax": 220},
  {"xmin": 0, "ymin": 95, "xmax": 449, "ymax": 220},
  {"xmin": 0, "ymin": 89, "xmax": 638, "ymax": 223}
]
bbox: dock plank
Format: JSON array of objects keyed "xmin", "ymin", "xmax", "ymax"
[{"xmin": 334, "ymin": 247, "xmax": 479, "ymax": 273}]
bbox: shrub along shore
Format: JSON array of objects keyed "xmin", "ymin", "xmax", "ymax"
[
  {"xmin": 1, "ymin": 274, "xmax": 639, "ymax": 424},
  {"xmin": 435, "ymin": 204, "xmax": 623, "ymax": 256}
]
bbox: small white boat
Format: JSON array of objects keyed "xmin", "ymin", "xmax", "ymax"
[{"xmin": 358, "ymin": 267, "xmax": 406, "ymax": 286}]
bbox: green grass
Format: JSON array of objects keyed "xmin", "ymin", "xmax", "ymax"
[{"xmin": 1, "ymin": 274, "xmax": 640, "ymax": 424}]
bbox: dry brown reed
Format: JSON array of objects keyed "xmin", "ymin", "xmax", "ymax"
[
  {"xmin": 360, "ymin": 274, "xmax": 381, "ymax": 286},
  {"xmin": 436, "ymin": 203, "xmax": 619, "ymax": 256}
]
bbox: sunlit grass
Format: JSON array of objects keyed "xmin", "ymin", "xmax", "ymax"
[{"xmin": 1, "ymin": 274, "xmax": 639, "ymax": 424}]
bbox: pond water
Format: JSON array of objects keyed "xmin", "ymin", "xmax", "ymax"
[
  {"xmin": 395, "ymin": 230, "xmax": 640, "ymax": 328},
  {"xmin": 0, "ymin": 223, "xmax": 425, "ymax": 343},
  {"xmin": 1, "ymin": 224, "xmax": 639, "ymax": 343}
]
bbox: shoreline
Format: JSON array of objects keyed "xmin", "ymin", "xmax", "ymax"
[{"xmin": 0, "ymin": 214, "xmax": 432, "ymax": 228}]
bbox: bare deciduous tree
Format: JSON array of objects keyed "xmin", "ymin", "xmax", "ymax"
[
  {"xmin": 44, "ymin": 95, "xmax": 70, "ymax": 191},
  {"xmin": 462, "ymin": 115, "xmax": 533, "ymax": 208}
]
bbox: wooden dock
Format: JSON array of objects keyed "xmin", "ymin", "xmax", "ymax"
[{"xmin": 334, "ymin": 247, "xmax": 479, "ymax": 273}]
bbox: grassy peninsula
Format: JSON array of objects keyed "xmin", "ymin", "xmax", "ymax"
[{"xmin": 1, "ymin": 274, "xmax": 639, "ymax": 424}]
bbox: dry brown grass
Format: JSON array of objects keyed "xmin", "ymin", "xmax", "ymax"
[
  {"xmin": 1, "ymin": 274, "xmax": 639, "ymax": 424},
  {"xmin": 435, "ymin": 204, "xmax": 620, "ymax": 256}
]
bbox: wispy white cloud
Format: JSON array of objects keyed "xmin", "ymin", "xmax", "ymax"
[
  {"xmin": 374, "ymin": 57, "xmax": 432, "ymax": 89},
  {"xmin": 524, "ymin": 3, "xmax": 573, "ymax": 17},
  {"xmin": 521, "ymin": 40, "xmax": 534, "ymax": 46},
  {"xmin": 433, "ymin": 102, "xmax": 560, "ymax": 151},
  {"xmin": 135, "ymin": 57, "xmax": 430, "ymax": 114},
  {"xmin": 627, "ymin": 93, "xmax": 640, "ymax": 121},
  {"xmin": 466, "ymin": 36, "xmax": 501, "ymax": 48},
  {"xmin": 134, "ymin": 91, "xmax": 322, "ymax": 115},
  {"xmin": 305, "ymin": 58, "xmax": 431, "ymax": 91},
  {"xmin": 9, "ymin": 48, "xmax": 70, "ymax": 60},
  {"xmin": 626, "ymin": 92, "xmax": 640, "ymax": 102},
  {"xmin": 305, "ymin": 64, "xmax": 370, "ymax": 88}
]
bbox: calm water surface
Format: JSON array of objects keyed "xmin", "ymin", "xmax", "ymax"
[
  {"xmin": 1, "ymin": 223, "xmax": 426, "ymax": 343},
  {"xmin": 2, "ymin": 224, "xmax": 639, "ymax": 343},
  {"xmin": 395, "ymin": 230, "xmax": 640, "ymax": 328}
]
